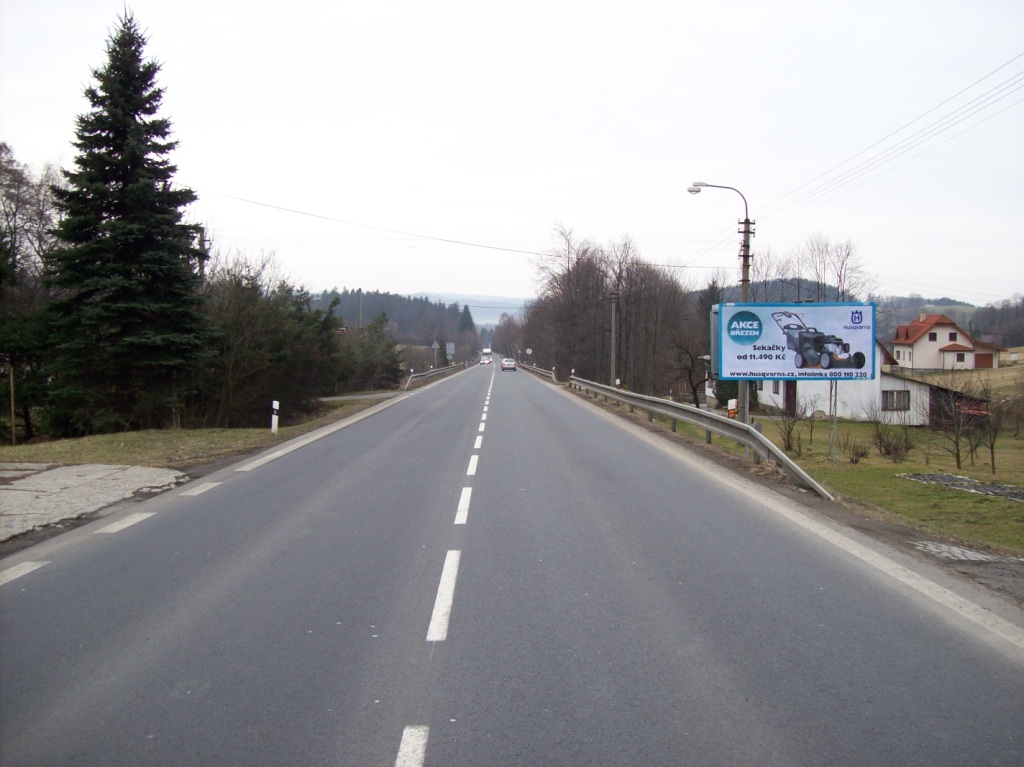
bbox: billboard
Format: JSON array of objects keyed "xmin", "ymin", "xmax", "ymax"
[{"xmin": 717, "ymin": 303, "xmax": 876, "ymax": 381}]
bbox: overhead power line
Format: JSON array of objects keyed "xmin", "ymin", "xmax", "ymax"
[
  {"xmin": 191, "ymin": 188, "xmax": 552, "ymax": 259},
  {"xmin": 683, "ymin": 52, "xmax": 1024, "ymax": 265}
]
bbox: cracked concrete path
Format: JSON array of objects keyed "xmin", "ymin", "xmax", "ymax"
[{"xmin": 0, "ymin": 463, "xmax": 186, "ymax": 541}]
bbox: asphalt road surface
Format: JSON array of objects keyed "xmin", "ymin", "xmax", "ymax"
[{"xmin": 2, "ymin": 367, "xmax": 1023, "ymax": 766}]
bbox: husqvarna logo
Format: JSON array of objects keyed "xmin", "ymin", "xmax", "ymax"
[
  {"xmin": 727, "ymin": 310, "xmax": 762, "ymax": 346},
  {"xmin": 851, "ymin": 310, "xmax": 863, "ymax": 324}
]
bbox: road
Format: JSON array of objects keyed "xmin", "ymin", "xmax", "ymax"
[{"xmin": 2, "ymin": 366, "xmax": 1023, "ymax": 766}]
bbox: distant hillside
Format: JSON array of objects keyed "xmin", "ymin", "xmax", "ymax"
[
  {"xmin": 418, "ymin": 293, "xmax": 530, "ymax": 326},
  {"xmin": 870, "ymin": 294, "xmax": 1023, "ymax": 348},
  {"xmin": 310, "ymin": 289, "xmax": 482, "ymax": 347}
]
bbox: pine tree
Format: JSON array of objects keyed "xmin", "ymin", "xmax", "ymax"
[{"xmin": 45, "ymin": 13, "xmax": 208, "ymax": 434}]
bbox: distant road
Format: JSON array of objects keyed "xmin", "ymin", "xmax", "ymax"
[{"xmin": 2, "ymin": 366, "xmax": 1022, "ymax": 766}]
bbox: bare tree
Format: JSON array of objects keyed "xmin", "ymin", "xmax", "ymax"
[
  {"xmin": 975, "ymin": 374, "xmax": 1013, "ymax": 474},
  {"xmin": 918, "ymin": 372, "xmax": 986, "ymax": 471},
  {"xmin": 750, "ymin": 246, "xmax": 788, "ymax": 303}
]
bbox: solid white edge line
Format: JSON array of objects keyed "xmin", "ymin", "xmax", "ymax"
[
  {"xmin": 94, "ymin": 512, "xmax": 155, "ymax": 534},
  {"xmin": 455, "ymin": 487, "xmax": 472, "ymax": 525},
  {"xmin": 0, "ymin": 561, "xmax": 50, "ymax": 587},
  {"xmin": 426, "ymin": 550, "xmax": 461, "ymax": 641},
  {"xmin": 395, "ymin": 725, "xmax": 429, "ymax": 767},
  {"xmin": 235, "ymin": 396, "xmax": 403, "ymax": 472},
  {"xmin": 180, "ymin": 481, "xmax": 220, "ymax": 496},
  {"xmin": 467, "ymin": 455, "xmax": 478, "ymax": 476},
  {"xmin": 774, "ymin": 503, "xmax": 1024, "ymax": 655},
  {"xmin": 570, "ymin": 390, "xmax": 1024, "ymax": 659}
]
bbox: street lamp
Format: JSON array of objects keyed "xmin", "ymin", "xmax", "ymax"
[{"xmin": 688, "ymin": 181, "xmax": 755, "ymax": 424}]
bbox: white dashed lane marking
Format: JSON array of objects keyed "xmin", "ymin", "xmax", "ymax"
[
  {"xmin": 455, "ymin": 487, "xmax": 472, "ymax": 525},
  {"xmin": 395, "ymin": 725, "xmax": 429, "ymax": 766},
  {"xmin": 467, "ymin": 455, "xmax": 478, "ymax": 476},
  {"xmin": 94, "ymin": 512, "xmax": 155, "ymax": 534},
  {"xmin": 0, "ymin": 561, "xmax": 50, "ymax": 587},
  {"xmin": 180, "ymin": 482, "xmax": 220, "ymax": 496},
  {"xmin": 426, "ymin": 550, "xmax": 461, "ymax": 642}
]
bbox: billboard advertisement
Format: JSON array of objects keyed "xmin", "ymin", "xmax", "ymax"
[{"xmin": 717, "ymin": 303, "xmax": 876, "ymax": 381}]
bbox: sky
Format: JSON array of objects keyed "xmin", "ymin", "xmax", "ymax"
[{"xmin": 1, "ymin": 0, "xmax": 1022, "ymax": 308}]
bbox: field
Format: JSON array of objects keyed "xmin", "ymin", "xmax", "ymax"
[{"xmin": 656, "ymin": 389, "xmax": 1024, "ymax": 555}]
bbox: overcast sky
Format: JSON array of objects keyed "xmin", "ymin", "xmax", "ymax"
[{"xmin": 2, "ymin": 0, "xmax": 1021, "ymax": 306}]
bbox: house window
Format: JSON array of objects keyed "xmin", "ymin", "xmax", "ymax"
[
  {"xmin": 928, "ymin": 332, "xmax": 937, "ymax": 341},
  {"xmin": 895, "ymin": 350, "xmax": 901, "ymax": 360},
  {"xmin": 955, "ymin": 352, "xmax": 965, "ymax": 363},
  {"xmin": 949, "ymin": 332, "xmax": 958, "ymax": 342},
  {"xmin": 908, "ymin": 351, "xmax": 912, "ymax": 362},
  {"xmin": 772, "ymin": 380, "xmax": 780, "ymax": 394},
  {"xmin": 882, "ymin": 390, "xmax": 911, "ymax": 411}
]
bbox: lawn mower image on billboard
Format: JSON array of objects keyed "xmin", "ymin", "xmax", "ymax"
[{"xmin": 772, "ymin": 311, "xmax": 866, "ymax": 370}]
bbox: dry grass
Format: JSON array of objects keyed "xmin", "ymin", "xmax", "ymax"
[
  {"xmin": 0, "ymin": 400, "xmax": 377, "ymax": 471},
  {"xmin": 641, "ymin": 399, "xmax": 1024, "ymax": 555},
  {"xmin": 759, "ymin": 417, "xmax": 1024, "ymax": 555},
  {"xmin": 908, "ymin": 364, "xmax": 1023, "ymax": 400}
]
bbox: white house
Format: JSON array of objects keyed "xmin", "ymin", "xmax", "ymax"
[
  {"xmin": 747, "ymin": 341, "xmax": 933, "ymax": 425},
  {"xmin": 891, "ymin": 314, "xmax": 1003, "ymax": 370}
]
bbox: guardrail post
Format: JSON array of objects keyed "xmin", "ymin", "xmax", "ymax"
[
  {"xmin": 672, "ymin": 418, "xmax": 677, "ymax": 432},
  {"xmin": 648, "ymin": 408, "xmax": 653, "ymax": 422},
  {"xmin": 752, "ymin": 421, "xmax": 762, "ymax": 464},
  {"xmin": 706, "ymin": 428, "xmax": 712, "ymax": 444}
]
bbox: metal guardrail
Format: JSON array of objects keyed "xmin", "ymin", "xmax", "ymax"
[
  {"xmin": 569, "ymin": 376, "xmax": 834, "ymax": 501},
  {"xmin": 518, "ymin": 361, "xmax": 558, "ymax": 381},
  {"xmin": 405, "ymin": 364, "xmax": 463, "ymax": 390}
]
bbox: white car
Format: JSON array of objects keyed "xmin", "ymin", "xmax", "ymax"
[{"xmin": 500, "ymin": 358, "xmax": 517, "ymax": 372}]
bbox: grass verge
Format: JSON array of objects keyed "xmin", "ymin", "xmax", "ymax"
[
  {"xmin": 604, "ymin": 395, "xmax": 1024, "ymax": 556},
  {"xmin": 0, "ymin": 400, "xmax": 379, "ymax": 471},
  {"xmin": 767, "ymin": 418, "xmax": 1024, "ymax": 555}
]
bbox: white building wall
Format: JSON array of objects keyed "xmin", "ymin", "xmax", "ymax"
[{"xmin": 753, "ymin": 342, "xmax": 930, "ymax": 425}]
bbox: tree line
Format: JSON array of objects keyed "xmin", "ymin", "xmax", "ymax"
[
  {"xmin": 1, "ymin": 14, "xmax": 441, "ymax": 443},
  {"xmin": 311, "ymin": 289, "xmax": 481, "ymax": 365},
  {"xmin": 493, "ymin": 227, "xmax": 877, "ymax": 403},
  {"xmin": 496, "ymin": 223, "xmax": 1020, "ymax": 403}
]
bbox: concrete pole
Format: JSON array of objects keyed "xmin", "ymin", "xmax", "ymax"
[
  {"xmin": 738, "ymin": 214, "xmax": 753, "ymax": 425},
  {"xmin": 610, "ymin": 291, "xmax": 619, "ymax": 387},
  {"xmin": 688, "ymin": 182, "xmax": 754, "ymax": 423}
]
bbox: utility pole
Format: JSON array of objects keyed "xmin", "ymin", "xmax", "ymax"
[
  {"xmin": 738, "ymin": 213, "xmax": 754, "ymax": 425},
  {"xmin": 688, "ymin": 181, "xmax": 755, "ymax": 423},
  {"xmin": 610, "ymin": 291, "xmax": 619, "ymax": 387}
]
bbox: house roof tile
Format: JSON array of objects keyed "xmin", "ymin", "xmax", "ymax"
[{"xmin": 892, "ymin": 314, "xmax": 963, "ymax": 345}]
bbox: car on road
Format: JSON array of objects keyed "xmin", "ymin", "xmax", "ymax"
[
  {"xmin": 501, "ymin": 358, "xmax": 517, "ymax": 372},
  {"xmin": 479, "ymin": 357, "xmax": 492, "ymax": 365}
]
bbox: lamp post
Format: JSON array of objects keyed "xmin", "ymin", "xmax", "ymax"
[{"xmin": 687, "ymin": 181, "xmax": 755, "ymax": 424}]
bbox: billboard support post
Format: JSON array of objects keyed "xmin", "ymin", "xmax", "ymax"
[{"xmin": 688, "ymin": 181, "xmax": 754, "ymax": 423}]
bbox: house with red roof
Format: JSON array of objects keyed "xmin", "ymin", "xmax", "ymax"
[{"xmin": 891, "ymin": 314, "xmax": 1003, "ymax": 371}]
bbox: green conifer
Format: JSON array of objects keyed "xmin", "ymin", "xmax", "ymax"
[{"xmin": 45, "ymin": 13, "xmax": 208, "ymax": 434}]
